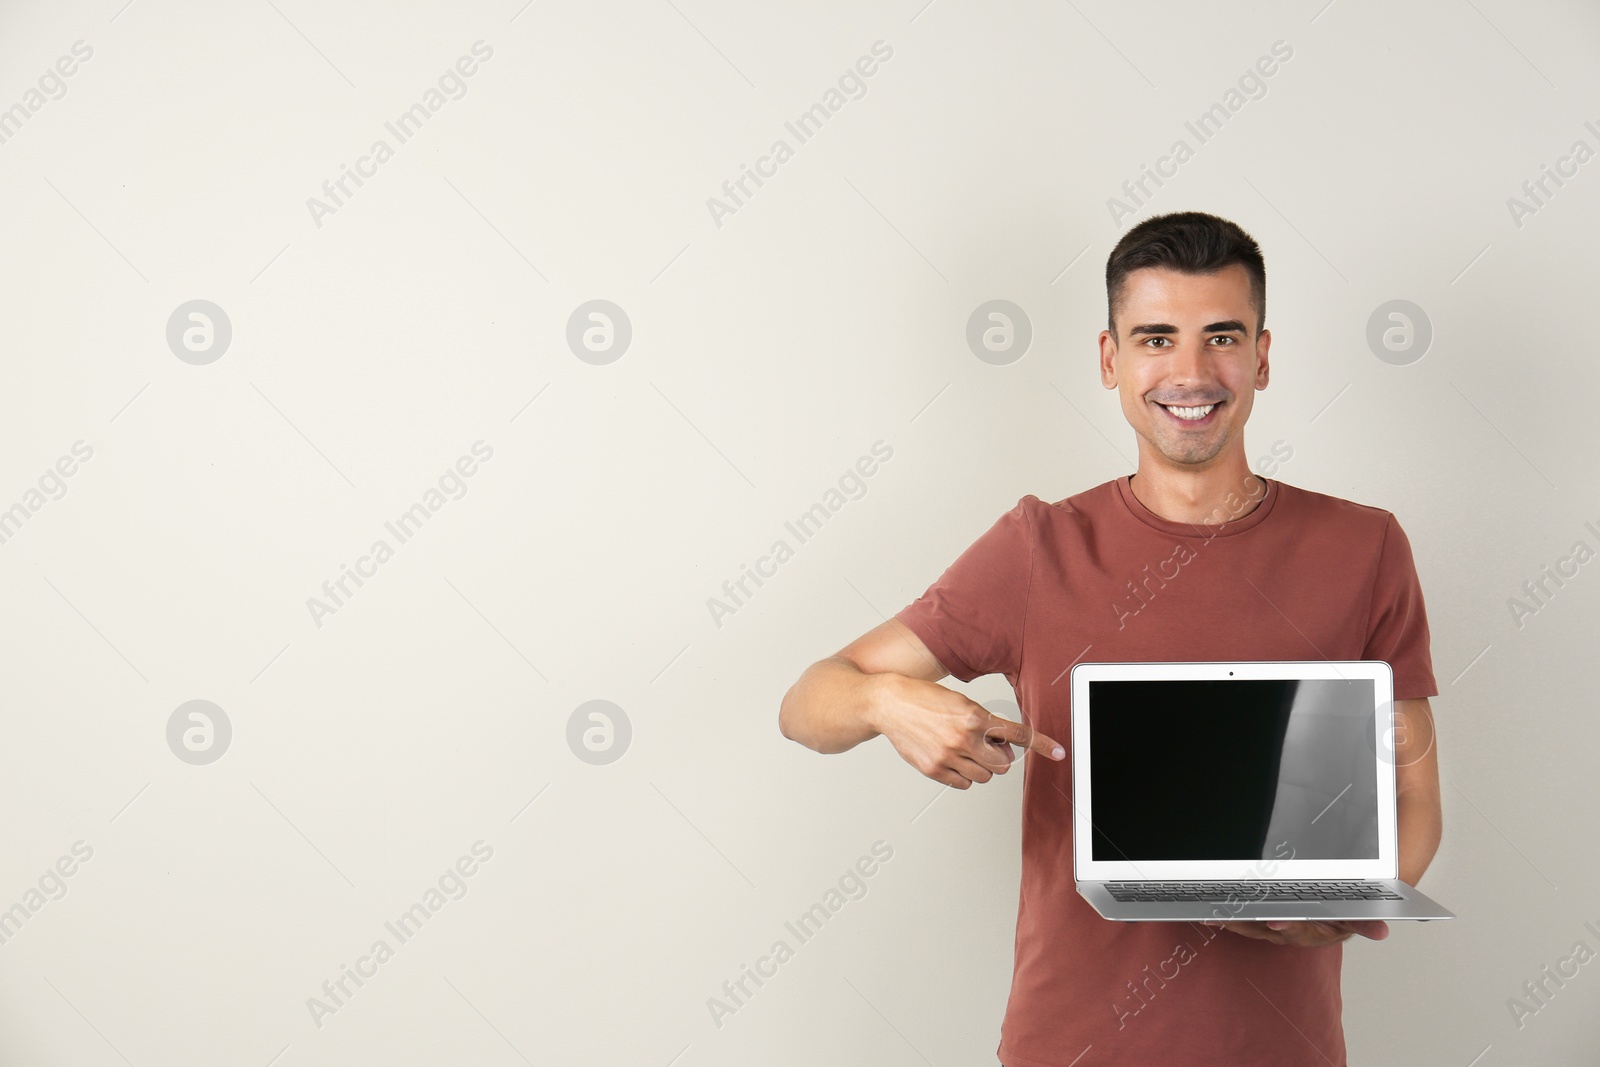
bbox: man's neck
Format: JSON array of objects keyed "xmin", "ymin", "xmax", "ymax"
[{"xmin": 1129, "ymin": 466, "xmax": 1267, "ymax": 526}]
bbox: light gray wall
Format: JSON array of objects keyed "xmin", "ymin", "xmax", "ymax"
[{"xmin": 1, "ymin": 1, "xmax": 1596, "ymax": 1064}]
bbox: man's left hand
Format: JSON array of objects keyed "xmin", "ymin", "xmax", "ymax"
[{"xmin": 1200, "ymin": 919, "xmax": 1389, "ymax": 947}]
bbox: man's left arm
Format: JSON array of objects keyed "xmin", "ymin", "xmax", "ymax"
[{"xmin": 1393, "ymin": 697, "xmax": 1442, "ymax": 886}]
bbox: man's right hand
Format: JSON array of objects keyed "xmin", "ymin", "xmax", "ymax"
[
  {"xmin": 870, "ymin": 672, "xmax": 1066, "ymax": 789},
  {"xmin": 780, "ymin": 619, "xmax": 1067, "ymax": 774}
]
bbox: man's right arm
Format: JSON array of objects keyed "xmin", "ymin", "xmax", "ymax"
[{"xmin": 778, "ymin": 619, "xmax": 1064, "ymax": 788}]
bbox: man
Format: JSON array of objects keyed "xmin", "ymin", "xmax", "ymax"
[{"xmin": 777, "ymin": 211, "xmax": 1442, "ymax": 1066}]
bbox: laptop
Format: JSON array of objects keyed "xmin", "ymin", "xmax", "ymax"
[{"xmin": 1069, "ymin": 660, "xmax": 1454, "ymax": 922}]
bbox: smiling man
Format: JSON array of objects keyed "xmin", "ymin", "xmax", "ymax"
[{"xmin": 778, "ymin": 211, "xmax": 1443, "ymax": 1066}]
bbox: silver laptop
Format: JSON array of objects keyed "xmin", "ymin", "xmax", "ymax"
[{"xmin": 1070, "ymin": 660, "xmax": 1454, "ymax": 922}]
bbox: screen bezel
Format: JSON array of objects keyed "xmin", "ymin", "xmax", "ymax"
[{"xmin": 1070, "ymin": 660, "xmax": 1397, "ymax": 882}]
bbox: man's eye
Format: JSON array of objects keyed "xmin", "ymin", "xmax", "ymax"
[{"xmin": 1211, "ymin": 336, "xmax": 1235, "ymax": 345}]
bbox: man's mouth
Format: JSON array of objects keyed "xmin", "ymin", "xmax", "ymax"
[{"xmin": 1155, "ymin": 399, "xmax": 1222, "ymax": 424}]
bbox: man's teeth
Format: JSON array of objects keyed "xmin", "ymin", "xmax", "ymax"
[{"xmin": 1161, "ymin": 403, "xmax": 1216, "ymax": 421}]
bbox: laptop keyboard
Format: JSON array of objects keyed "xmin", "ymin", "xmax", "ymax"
[{"xmin": 1106, "ymin": 880, "xmax": 1404, "ymax": 903}]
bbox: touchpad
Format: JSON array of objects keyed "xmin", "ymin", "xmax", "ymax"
[{"xmin": 1239, "ymin": 901, "xmax": 1334, "ymax": 918}]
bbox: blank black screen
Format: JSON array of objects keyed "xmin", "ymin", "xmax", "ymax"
[{"xmin": 1088, "ymin": 678, "xmax": 1380, "ymax": 862}]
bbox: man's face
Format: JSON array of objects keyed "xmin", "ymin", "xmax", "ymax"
[{"xmin": 1099, "ymin": 263, "xmax": 1270, "ymax": 472}]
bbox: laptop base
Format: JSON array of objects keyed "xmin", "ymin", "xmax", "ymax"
[{"xmin": 1077, "ymin": 879, "xmax": 1456, "ymax": 922}]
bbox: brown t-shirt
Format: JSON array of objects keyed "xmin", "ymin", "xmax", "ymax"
[{"xmin": 893, "ymin": 474, "xmax": 1438, "ymax": 1067}]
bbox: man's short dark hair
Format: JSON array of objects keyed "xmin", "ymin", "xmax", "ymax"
[{"xmin": 1105, "ymin": 211, "xmax": 1266, "ymax": 340}]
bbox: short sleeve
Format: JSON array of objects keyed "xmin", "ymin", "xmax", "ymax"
[
  {"xmin": 893, "ymin": 496, "xmax": 1035, "ymax": 682},
  {"xmin": 1364, "ymin": 513, "xmax": 1438, "ymax": 700}
]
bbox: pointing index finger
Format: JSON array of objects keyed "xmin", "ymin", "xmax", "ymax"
[{"xmin": 986, "ymin": 712, "xmax": 1064, "ymax": 761}]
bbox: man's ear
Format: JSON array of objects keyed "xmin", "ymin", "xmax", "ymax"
[{"xmin": 1099, "ymin": 330, "xmax": 1118, "ymax": 388}]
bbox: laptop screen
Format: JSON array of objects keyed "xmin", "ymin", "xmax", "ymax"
[{"xmin": 1088, "ymin": 677, "xmax": 1379, "ymax": 863}]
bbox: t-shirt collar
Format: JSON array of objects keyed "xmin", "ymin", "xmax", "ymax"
[{"xmin": 1116, "ymin": 473, "xmax": 1279, "ymax": 537}]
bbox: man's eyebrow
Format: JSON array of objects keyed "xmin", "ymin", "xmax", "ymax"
[{"xmin": 1127, "ymin": 320, "xmax": 1249, "ymax": 337}]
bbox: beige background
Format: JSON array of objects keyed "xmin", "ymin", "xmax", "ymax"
[{"xmin": 0, "ymin": 0, "xmax": 1597, "ymax": 1064}]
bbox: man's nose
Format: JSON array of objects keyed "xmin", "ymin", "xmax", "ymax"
[{"xmin": 1167, "ymin": 341, "xmax": 1213, "ymax": 384}]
